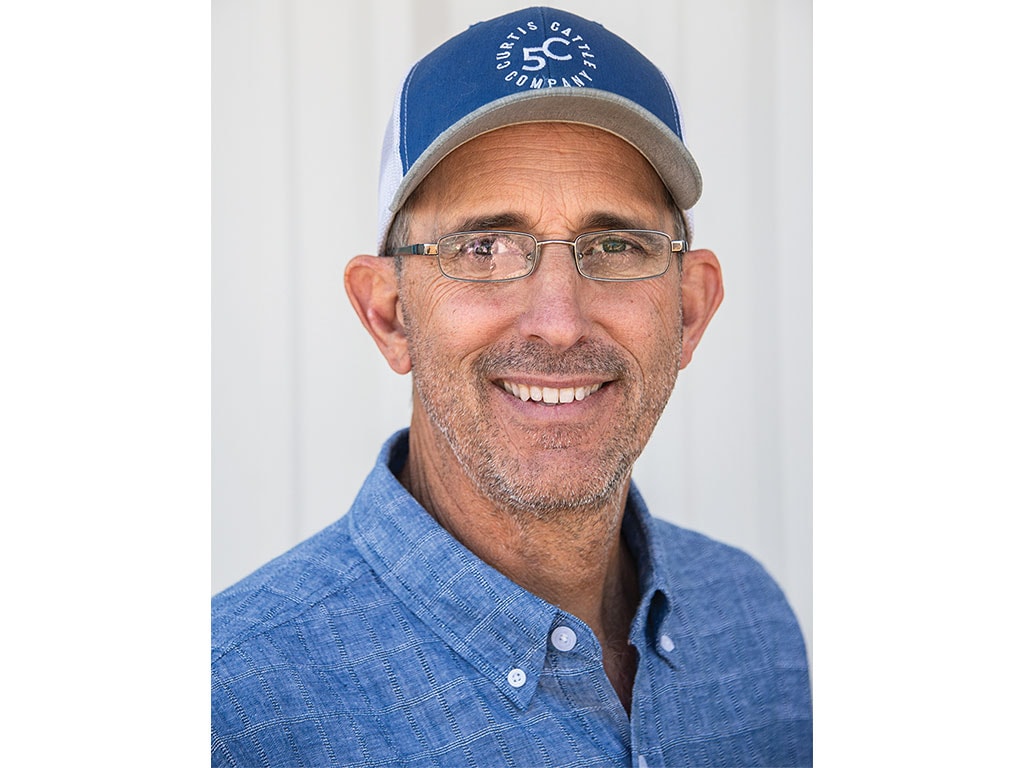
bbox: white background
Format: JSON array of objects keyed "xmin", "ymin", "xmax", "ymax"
[{"xmin": 213, "ymin": 0, "xmax": 814, "ymax": 660}]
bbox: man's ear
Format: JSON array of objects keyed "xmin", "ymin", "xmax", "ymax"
[
  {"xmin": 344, "ymin": 255, "xmax": 411, "ymax": 374},
  {"xmin": 679, "ymin": 248, "xmax": 724, "ymax": 370}
]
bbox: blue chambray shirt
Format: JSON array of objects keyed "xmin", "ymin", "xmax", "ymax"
[{"xmin": 212, "ymin": 431, "xmax": 811, "ymax": 767}]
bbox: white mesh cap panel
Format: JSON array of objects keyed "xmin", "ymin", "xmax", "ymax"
[{"xmin": 376, "ymin": 64, "xmax": 414, "ymax": 255}]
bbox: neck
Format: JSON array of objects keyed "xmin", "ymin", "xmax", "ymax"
[{"xmin": 399, "ymin": 425, "xmax": 641, "ymax": 711}]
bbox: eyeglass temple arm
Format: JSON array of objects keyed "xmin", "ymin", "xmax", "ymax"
[
  {"xmin": 391, "ymin": 244, "xmax": 438, "ymax": 256},
  {"xmin": 671, "ymin": 240, "xmax": 688, "ymax": 253}
]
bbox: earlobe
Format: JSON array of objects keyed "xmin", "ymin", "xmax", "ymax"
[
  {"xmin": 678, "ymin": 248, "xmax": 724, "ymax": 370},
  {"xmin": 344, "ymin": 255, "xmax": 411, "ymax": 374}
]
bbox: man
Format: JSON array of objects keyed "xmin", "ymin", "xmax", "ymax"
[{"xmin": 212, "ymin": 7, "xmax": 811, "ymax": 767}]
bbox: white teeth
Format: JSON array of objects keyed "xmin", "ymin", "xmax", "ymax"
[{"xmin": 504, "ymin": 381, "xmax": 603, "ymax": 404}]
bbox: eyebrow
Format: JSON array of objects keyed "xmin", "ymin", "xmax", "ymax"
[
  {"xmin": 577, "ymin": 212, "xmax": 652, "ymax": 232},
  {"xmin": 446, "ymin": 211, "xmax": 655, "ymax": 236},
  {"xmin": 449, "ymin": 212, "xmax": 530, "ymax": 233}
]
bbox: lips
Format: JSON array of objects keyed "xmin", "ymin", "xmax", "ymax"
[{"xmin": 500, "ymin": 380, "xmax": 604, "ymax": 404}]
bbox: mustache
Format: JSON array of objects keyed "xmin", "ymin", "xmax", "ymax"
[{"xmin": 473, "ymin": 339, "xmax": 629, "ymax": 379}]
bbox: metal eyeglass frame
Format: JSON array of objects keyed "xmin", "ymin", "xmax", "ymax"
[{"xmin": 388, "ymin": 230, "xmax": 688, "ymax": 283}]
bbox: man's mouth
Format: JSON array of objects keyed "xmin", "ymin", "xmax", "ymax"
[{"xmin": 500, "ymin": 380, "xmax": 604, "ymax": 404}]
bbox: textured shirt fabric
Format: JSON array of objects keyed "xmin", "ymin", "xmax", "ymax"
[{"xmin": 212, "ymin": 430, "xmax": 812, "ymax": 767}]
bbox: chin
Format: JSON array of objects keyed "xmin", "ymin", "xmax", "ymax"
[{"xmin": 472, "ymin": 457, "xmax": 633, "ymax": 519}]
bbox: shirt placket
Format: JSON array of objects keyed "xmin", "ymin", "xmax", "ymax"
[
  {"xmin": 541, "ymin": 614, "xmax": 633, "ymax": 764},
  {"xmin": 629, "ymin": 609, "xmax": 690, "ymax": 768}
]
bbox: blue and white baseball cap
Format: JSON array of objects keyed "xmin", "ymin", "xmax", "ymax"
[{"xmin": 377, "ymin": 6, "xmax": 702, "ymax": 253}]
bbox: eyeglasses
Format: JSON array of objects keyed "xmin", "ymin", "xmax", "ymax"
[{"xmin": 388, "ymin": 230, "xmax": 687, "ymax": 283}]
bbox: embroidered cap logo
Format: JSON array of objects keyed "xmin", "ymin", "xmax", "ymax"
[{"xmin": 494, "ymin": 16, "xmax": 599, "ymax": 90}]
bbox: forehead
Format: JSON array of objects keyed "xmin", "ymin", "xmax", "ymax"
[{"xmin": 404, "ymin": 122, "xmax": 676, "ymax": 234}]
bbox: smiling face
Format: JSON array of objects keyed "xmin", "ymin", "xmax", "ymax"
[{"xmin": 388, "ymin": 122, "xmax": 696, "ymax": 518}]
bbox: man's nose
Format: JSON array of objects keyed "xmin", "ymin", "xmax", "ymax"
[{"xmin": 514, "ymin": 242, "xmax": 592, "ymax": 352}]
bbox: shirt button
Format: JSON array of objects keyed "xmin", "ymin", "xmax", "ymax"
[
  {"xmin": 638, "ymin": 755, "xmax": 650, "ymax": 768},
  {"xmin": 550, "ymin": 625, "xmax": 577, "ymax": 652},
  {"xmin": 659, "ymin": 634, "xmax": 675, "ymax": 652},
  {"xmin": 507, "ymin": 668, "xmax": 527, "ymax": 688}
]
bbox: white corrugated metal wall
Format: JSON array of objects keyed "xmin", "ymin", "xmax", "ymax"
[{"xmin": 212, "ymin": 0, "xmax": 812, "ymax": 661}]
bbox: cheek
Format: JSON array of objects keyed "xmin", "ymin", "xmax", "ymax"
[
  {"xmin": 405, "ymin": 279, "xmax": 514, "ymax": 358},
  {"xmin": 610, "ymin": 284, "xmax": 682, "ymax": 337},
  {"xmin": 609, "ymin": 287, "xmax": 684, "ymax": 374}
]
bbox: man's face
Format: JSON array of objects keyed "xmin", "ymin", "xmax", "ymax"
[{"xmin": 396, "ymin": 123, "xmax": 687, "ymax": 518}]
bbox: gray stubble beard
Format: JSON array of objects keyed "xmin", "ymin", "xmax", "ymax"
[{"xmin": 404, "ymin": 319, "xmax": 680, "ymax": 527}]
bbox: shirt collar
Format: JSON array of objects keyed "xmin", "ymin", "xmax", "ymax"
[
  {"xmin": 622, "ymin": 482, "xmax": 686, "ymax": 670},
  {"xmin": 349, "ymin": 430, "xmax": 683, "ymax": 707}
]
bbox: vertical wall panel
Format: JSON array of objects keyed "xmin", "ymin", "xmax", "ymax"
[{"xmin": 212, "ymin": 0, "xmax": 296, "ymax": 586}]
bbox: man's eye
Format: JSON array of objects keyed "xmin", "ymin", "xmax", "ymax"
[
  {"xmin": 467, "ymin": 239, "xmax": 496, "ymax": 256},
  {"xmin": 461, "ymin": 235, "xmax": 519, "ymax": 258},
  {"xmin": 594, "ymin": 237, "xmax": 637, "ymax": 254}
]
